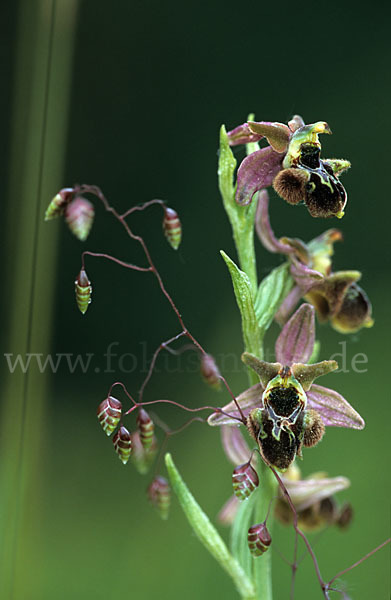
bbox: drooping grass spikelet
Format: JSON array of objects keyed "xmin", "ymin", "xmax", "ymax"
[
  {"xmin": 136, "ymin": 408, "xmax": 154, "ymax": 450},
  {"xmin": 97, "ymin": 396, "xmax": 122, "ymax": 436},
  {"xmin": 75, "ymin": 268, "xmax": 92, "ymax": 314},
  {"xmin": 65, "ymin": 196, "xmax": 94, "ymax": 241},
  {"xmin": 113, "ymin": 426, "xmax": 132, "ymax": 464},
  {"xmin": 163, "ymin": 207, "xmax": 182, "ymax": 250}
]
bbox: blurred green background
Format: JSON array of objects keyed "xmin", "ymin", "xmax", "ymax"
[{"xmin": 1, "ymin": 0, "xmax": 390, "ymax": 598}]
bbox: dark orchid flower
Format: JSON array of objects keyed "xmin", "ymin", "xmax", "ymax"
[
  {"xmin": 274, "ymin": 464, "xmax": 353, "ymax": 532},
  {"xmin": 208, "ymin": 304, "xmax": 364, "ymax": 471},
  {"xmin": 256, "ymin": 190, "xmax": 374, "ymax": 333},
  {"xmin": 227, "ymin": 115, "xmax": 350, "ymax": 218}
]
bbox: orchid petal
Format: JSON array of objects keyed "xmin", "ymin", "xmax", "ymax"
[
  {"xmin": 307, "ymin": 384, "xmax": 365, "ymax": 429},
  {"xmin": 241, "ymin": 353, "xmax": 281, "ymax": 388},
  {"xmin": 255, "ymin": 189, "xmax": 295, "ymax": 255},
  {"xmin": 283, "ymin": 475, "xmax": 350, "ymax": 512},
  {"xmin": 227, "ymin": 122, "xmax": 263, "ymax": 146},
  {"xmin": 247, "ymin": 121, "xmax": 291, "ymax": 153},
  {"xmin": 290, "ymin": 255, "xmax": 324, "ymax": 292},
  {"xmin": 207, "ymin": 383, "xmax": 263, "ymax": 427},
  {"xmin": 218, "ymin": 495, "xmax": 240, "ymax": 526},
  {"xmin": 292, "ymin": 360, "xmax": 338, "ymax": 391},
  {"xmin": 275, "ymin": 285, "xmax": 302, "ymax": 326},
  {"xmin": 288, "ymin": 115, "xmax": 305, "ymax": 132},
  {"xmin": 306, "ymin": 271, "xmax": 362, "ymax": 319},
  {"xmin": 235, "ymin": 147, "xmax": 284, "ymax": 206},
  {"xmin": 275, "ymin": 304, "xmax": 315, "ymax": 365},
  {"xmin": 221, "ymin": 425, "xmax": 251, "ymax": 466}
]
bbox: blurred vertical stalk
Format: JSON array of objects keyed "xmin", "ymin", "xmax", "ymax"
[{"xmin": 0, "ymin": 1, "xmax": 78, "ymax": 597}]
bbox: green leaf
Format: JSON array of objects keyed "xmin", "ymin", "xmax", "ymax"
[
  {"xmin": 254, "ymin": 263, "xmax": 293, "ymax": 334},
  {"xmin": 220, "ymin": 250, "xmax": 262, "ymax": 363},
  {"xmin": 165, "ymin": 453, "xmax": 255, "ymax": 599},
  {"xmin": 231, "ymin": 489, "xmax": 258, "ymax": 579}
]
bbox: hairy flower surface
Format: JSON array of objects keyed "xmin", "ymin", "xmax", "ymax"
[
  {"xmin": 208, "ymin": 304, "xmax": 364, "ymax": 470},
  {"xmin": 227, "ymin": 115, "xmax": 349, "ymax": 218},
  {"xmin": 256, "ymin": 190, "xmax": 374, "ymax": 333}
]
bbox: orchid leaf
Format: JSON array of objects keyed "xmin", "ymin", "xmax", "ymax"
[
  {"xmin": 254, "ymin": 262, "xmax": 293, "ymax": 334},
  {"xmin": 165, "ymin": 453, "xmax": 256, "ymax": 599}
]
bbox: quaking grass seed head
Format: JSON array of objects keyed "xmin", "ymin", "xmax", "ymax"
[
  {"xmin": 232, "ymin": 462, "xmax": 259, "ymax": 501},
  {"xmin": 75, "ymin": 268, "xmax": 92, "ymax": 314},
  {"xmin": 97, "ymin": 396, "xmax": 122, "ymax": 436},
  {"xmin": 247, "ymin": 523, "xmax": 272, "ymax": 557},
  {"xmin": 136, "ymin": 408, "xmax": 155, "ymax": 450},
  {"xmin": 148, "ymin": 476, "xmax": 171, "ymax": 520},
  {"xmin": 163, "ymin": 207, "xmax": 182, "ymax": 250},
  {"xmin": 113, "ymin": 426, "xmax": 132, "ymax": 464}
]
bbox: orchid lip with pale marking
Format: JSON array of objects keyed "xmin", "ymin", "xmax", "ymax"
[
  {"xmin": 208, "ymin": 304, "xmax": 364, "ymax": 470},
  {"xmin": 227, "ymin": 116, "xmax": 349, "ymax": 217}
]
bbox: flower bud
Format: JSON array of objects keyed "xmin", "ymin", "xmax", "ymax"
[
  {"xmin": 97, "ymin": 396, "xmax": 122, "ymax": 436},
  {"xmin": 113, "ymin": 426, "xmax": 132, "ymax": 464},
  {"xmin": 248, "ymin": 523, "xmax": 272, "ymax": 557},
  {"xmin": 163, "ymin": 207, "xmax": 182, "ymax": 250},
  {"xmin": 45, "ymin": 187, "xmax": 74, "ymax": 220},
  {"xmin": 65, "ymin": 196, "xmax": 94, "ymax": 241},
  {"xmin": 130, "ymin": 431, "xmax": 157, "ymax": 474},
  {"xmin": 200, "ymin": 353, "xmax": 222, "ymax": 390},
  {"xmin": 75, "ymin": 269, "xmax": 92, "ymax": 314},
  {"xmin": 232, "ymin": 463, "xmax": 259, "ymax": 501},
  {"xmin": 148, "ymin": 476, "xmax": 170, "ymax": 520},
  {"xmin": 136, "ymin": 408, "xmax": 154, "ymax": 450}
]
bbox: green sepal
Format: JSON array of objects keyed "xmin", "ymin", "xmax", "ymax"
[
  {"xmin": 231, "ymin": 487, "xmax": 258, "ymax": 579},
  {"xmin": 220, "ymin": 250, "xmax": 262, "ymax": 368},
  {"xmin": 254, "ymin": 263, "xmax": 294, "ymax": 334},
  {"xmin": 165, "ymin": 453, "xmax": 256, "ymax": 600},
  {"xmin": 218, "ymin": 124, "xmax": 237, "ymax": 210}
]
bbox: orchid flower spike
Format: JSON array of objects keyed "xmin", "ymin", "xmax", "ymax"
[
  {"xmin": 208, "ymin": 304, "xmax": 364, "ymax": 471},
  {"xmin": 227, "ymin": 115, "xmax": 350, "ymax": 218},
  {"xmin": 256, "ymin": 190, "xmax": 374, "ymax": 333}
]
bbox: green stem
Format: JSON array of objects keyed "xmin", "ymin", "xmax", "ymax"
[
  {"xmin": 253, "ymin": 463, "xmax": 277, "ymax": 599},
  {"xmin": 218, "ymin": 123, "xmax": 276, "ymax": 599}
]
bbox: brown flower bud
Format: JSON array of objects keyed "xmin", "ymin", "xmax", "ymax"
[
  {"xmin": 75, "ymin": 269, "xmax": 92, "ymax": 314},
  {"xmin": 336, "ymin": 503, "xmax": 353, "ymax": 530},
  {"xmin": 200, "ymin": 353, "xmax": 222, "ymax": 390},
  {"xmin": 136, "ymin": 408, "xmax": 155, "ymax": 450},
  {"xmin": 163, "ymin": 207, "xmax": 182, "ymax": 250},
  {"xmin": 45, "ymin": 187, "xmax": 74, "ymax": 220},
  {"xmin": 97, "ymin": 396, "xmax": 122, "ymax": 436},
  {"xmin": 232, "ymin": 463, "xmax": 259, "ymax": 501},
  {"xmin": 148, "ymin": 476, "xmax": 170, "ymax": 520},
  {"xmin": 65, "ymin": 196, "xmax": 94, "ymax": 241},
  {"xmin": 113, "ymin": 426, "xmax": 132, "ymax": 464},
  {"xmin": 248, "ymin": 523, "xmax": 272, "ymax": 557}
]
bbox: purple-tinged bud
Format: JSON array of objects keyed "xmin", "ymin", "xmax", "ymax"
[
  {"xmin": 200, "ymin": 353, "xmax": 222, "ymax": 390},
  {"xmin": 45, "ymin": 187, "xmax": 74, "ymax": 220},
  {"xmin": 136, "ymin": 408, "xmax": 154, "ymax": 450},
  {"xmin": 248, "ymin": 523, "xmax": 272, "ymax": 557},
  {"xmin": 163, "ymin": 207, "xmax": 182, "ymax": 250},
  {"xmin": 148, "ymin": 476, "xmax": 170, "ymax": 520},
  {"xmin": 130, "ymin": 431, "xmax": 157, "ymax": 474},
  {"xmin": 232, "ymin": 463, "xmax": 259, "ymax": 501},
  {"xmin": 65, "ymin": 196, "xmax": 94, "ymax": 241},
  {"xmin": 97, "ymin": 396, "xmax": 122, "ymax": 436},
  {"xmin": 113, "ymin": 426, "xmax": 132, "ymax": 464},
  {"xmin": 75, "ymin": 269, "xmax": 92, "ymax": 314}
]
